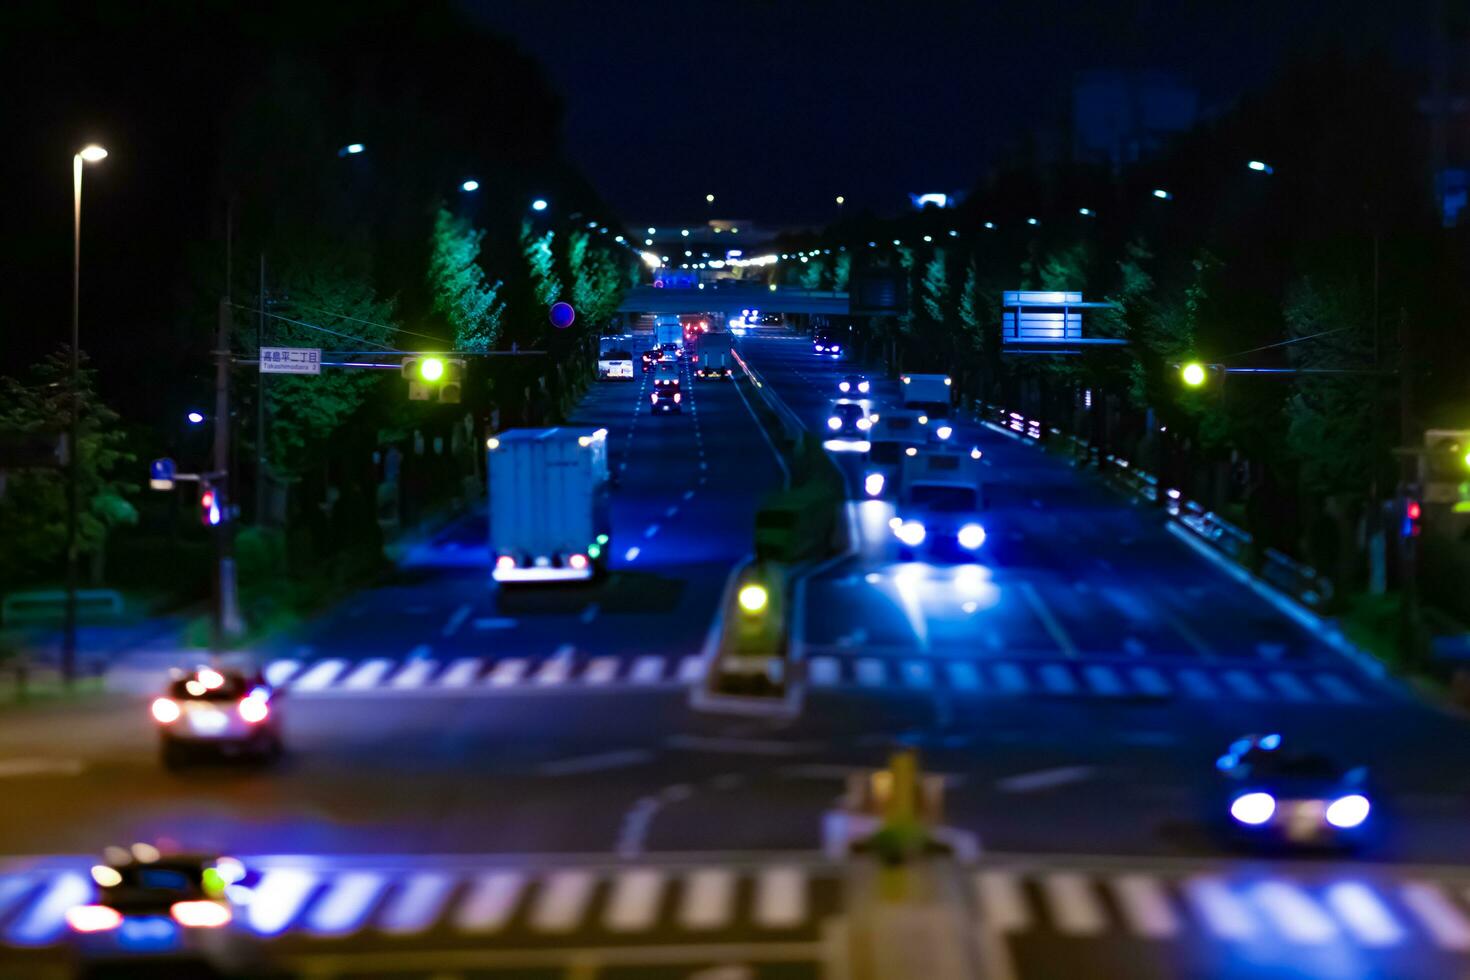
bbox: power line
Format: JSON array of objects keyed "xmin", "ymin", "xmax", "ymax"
[
  {"xmin": 294, "ymin": 304, "xmax": 448, "ymax": 345},
  {"xmin": 1223, "ymin": 326, "xmax": 1350, "ymax": 362},
  {"xmin": 229, "ymin": 304, "xmax": 396, "ymax": 351}
]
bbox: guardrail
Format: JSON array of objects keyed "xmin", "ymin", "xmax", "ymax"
[
  {"xmin": 2, "ymin": 589, "xmax": 124, "ymax": 626},
  {"xmin": 730, "ymin": 347, "xmax": 806, "ymax": 444},
  {"xmin": 974, "ymin": 400, "xmax": 1334, "ymax": 611}
]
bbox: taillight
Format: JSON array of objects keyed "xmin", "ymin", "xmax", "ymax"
[
  {"xmin": 170, "ymin": 900, "xmax": 232, "ymax": 928},
  {"xmin": 151, "ymin": 698, "xmax": 181, "ymax": 724},
  {"xmin": 496, "ymin": 554, "xmax": 516, "ymax": 570},
  {"xmin": 238, "ymin": 696, "xmax": 269, "ymax": 724},
  {"xmin": 66, "ymin": 904, "xmax": 123, "ymax": 933},
  {"xmin": 673, "ymin": 392, "xmax": 682, "ymax": 403},
  {"xmin": 568, "ymin": 554, "xmax": 589, "ymax": 571},
  {"xmin": 650, "ymin": 393, "xmax": 658, "ymax": 404}
]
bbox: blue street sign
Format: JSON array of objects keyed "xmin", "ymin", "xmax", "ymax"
[{"xmin": 149, "ymin": 457, "xmax": 176, "ymax": 491}]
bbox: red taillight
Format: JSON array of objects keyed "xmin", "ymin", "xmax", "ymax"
[
  {"xmin": 238, "ymin": 696, "xmax": 269, "ymax": 724},
  {"xmin": 568, "ymin": 553, "xmax": 589, "ymax": 571},
  {"xmin": 650, "ymin": 393, "xmax": 658, "ymax": 403},
  {"xmin": 673, "ymin": 392, "xmax": 682, "ymax": 403},
  {"xmin": 67, "ymin": 905, "xmax": 123, "ymax": 933},
  {"xmin": 496, "ymin": 554, "xmax": 516, "ymax": 570},
  {"xmin": 170, "ymin": 900, "xmax": 232, "ymax": 928},
  {"xmin": 151, "ymin": 697, "xmax": 181, "ymax": 724}
]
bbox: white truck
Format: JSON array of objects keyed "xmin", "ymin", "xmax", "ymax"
[
  {"xmin": 890, "ymin": 445, "xmax": 986, "ymax": 559},
  {"xmin": 654, "ymin": 315, "xmax": 684, "ymax": 351},
  {"xmin": 862, "ymin": 409, "xmax": 928, "ymax": 497},
  {"xmin": 695, "ymin": 345, "xmax": 732, "ymax": 379},
  {"xmin": 488, "ymin": 427, "xmax": 610, "ymax": 583},
  {"xmin": 598, "ymin": 346, "xmax": 634, "ymax": 380},
  {"xmin": 899, "ymin": 373, "xmax": 954, "ymax": 417}
]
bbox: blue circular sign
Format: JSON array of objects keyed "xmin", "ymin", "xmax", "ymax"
[{"xmin": 549, "ymin": 302, "xmax": 576, "ymax": 329}]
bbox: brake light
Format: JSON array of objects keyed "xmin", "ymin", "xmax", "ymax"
[
  {"xmin": 151, "ymin": 698, "xmax": 181, "ymax": 724},
  {"xmin": 66, "ymin": 904, "xmax": 123, "ymax": 932},
  {"xmin": 170, "ymin": 900, "xmax": 232, "ymax": 928},
  {"xmin": 238, "ymin": 696, "xmax": 269, "ymax": 724},
  {"xmin": 674, "ymin": 392, "xmax": 682, "ymax": 403},
  {"xmin": 568, "ymin": 553, "xmax": 589, "ymax": 570},
  {"xmin": 496, "ymin": 554, "xmax": 516, "ymax": 570}
]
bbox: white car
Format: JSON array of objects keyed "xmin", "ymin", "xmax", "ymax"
[
  {"xmin": 599, "ymin": 349, "xmax": 634, "ymax": 380},
  {"xmin": 151, "ymin": 667, "xmax": 283, "ymax": 767}
]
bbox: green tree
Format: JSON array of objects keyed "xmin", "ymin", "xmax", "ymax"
[
  {"xmin": 566, "ymin": 230, "xmax": 627, "ymax": 328},
  {"xmin": 920, "ymin": 250, "xmax": 950, "ymax": 324},
  {"xmin": 260, "ymin": 262, "xmax": 398, "ymax": 480},
  {"xmin": 521, "ymin": 222, "xmax": 562, "ymax": 312},
  {"xmin": 832, "ymin": 252, "xmax": 851, "ymax": 292},
  {"xmin": 427, "ymin": 207, "xmax": 504, "ymax": 351},
  {"xmin": 798, "ymin": 255, "xmax": 827, "ymax": 291},
  {"xmin": 0, "ymin": 350, "xmax": 137, "ymax": 585}
]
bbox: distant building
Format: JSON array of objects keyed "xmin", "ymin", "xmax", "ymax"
[{"xmin": 1072, "ymin": 70, "xmax": 1199, "ymax": 173}]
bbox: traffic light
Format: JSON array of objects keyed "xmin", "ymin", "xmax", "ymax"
[
  {"xmin": 401, "ymin": 356, "xmax": 466, "ymax": 402},
  {"xmin": 200, "ymin": 484, "xmax": 222, "ymax": 527},
  {"xmin": 1403, "ymin": 497, "xmax": 1422, "ymax": 538},
  {"xmin": 1424, "ymin": 429, "xmax": 1470, "ymax": 481},
  {"xmin": 1180, "ymin": 361, "xmax": 1208, "ymax": 387}
]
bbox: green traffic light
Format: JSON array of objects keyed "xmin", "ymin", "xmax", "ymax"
[
  {"xmin": 419, "ymin": 357, "xmax": 445, "ymax": 382},
  {"xmin": 1181, "ymin": 362, "xmax": 1207, "ymax": 387},
  {"xmin": 738, "ymin": 584, "xmax": 768, "ymax": 614},
  {"xmin": 1462, "ymin": 448, "xmax": 1470, "ymax": 470}
]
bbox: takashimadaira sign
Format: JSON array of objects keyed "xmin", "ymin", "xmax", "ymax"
[{"xmin": 260, "ymin": 347, "xmax": 322, "ymax": 374}]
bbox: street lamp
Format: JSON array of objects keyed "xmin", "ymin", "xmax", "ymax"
[
  {"xmin": 186, "ymin": 411, "xmax": 206, "ymax": 425},
  {"xmin": 835, "ymin": 195, "xmax": 845, "ymax": 205},
  {"xmin": 705, "ymin": 193, "xmax": 715, "ymax": 204},
  {"xmin": 338, "ymin": 142, "xmax": 365, "ymax": 157},
  {"xmin": 530, "ymin": 198, "xmax": 548, "ymax": 212},
  {"xmin": 460, "ymin": 179, "xmax": 480, "ymax": 192},
  {"xmin": 1247, "ymin": 160, "xmax": 1274, "ymax": 174},
  {"xmin": 64, "ymin": 142, "xmax": 108, "ymax": 684},
  {"xmin": 1153, "ymin": 188, "xmax": 1173, "ymax": 200}
]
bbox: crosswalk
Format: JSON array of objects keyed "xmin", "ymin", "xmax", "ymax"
[
  {"xmin": 264, "ymin": 654, "xmax": 708, "ymax": 696},
  {"xmin": 0, "ymin": 858, "xmax": 839, "ymax": 948},
  {"xmin": 975, "ymin": 864, "xmax": 1470, "ymax": 954},
  {"xmin": 805, "ymin": 655, "xmax": 1375, "ymax": 703}
]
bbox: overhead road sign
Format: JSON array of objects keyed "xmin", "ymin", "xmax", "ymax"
[{"xmin": 259, "ymin": 347, "xmax": 322, "ymax": 374}]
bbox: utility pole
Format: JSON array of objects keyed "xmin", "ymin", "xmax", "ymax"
[
  {"xmin": 255, "ymin": 253, "xmax": 268, "ymax": 524},
  {"xmin": 214, "ymin": 298, "xmax": 241, "ymax": 652},
  {"xmin": 62, "ymin": 154, "xmax": 83, "ymax": 686}
]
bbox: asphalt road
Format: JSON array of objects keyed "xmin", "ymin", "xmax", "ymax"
[{"xmin": 6, "ymin": 326, "xmax": 1470, "ymax": 978}]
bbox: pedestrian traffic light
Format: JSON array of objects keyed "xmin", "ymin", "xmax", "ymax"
[
  {"xmin": 200, "ymin": 485, "xmax": 221, "ymax": 527},
  {"xmin": 1403, "ymin": 497, "xmax": 1422, "ymax": 538}
]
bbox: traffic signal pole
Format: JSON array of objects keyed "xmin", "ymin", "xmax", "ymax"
[{"xmin": 213, "ymin": 297, "xmax": 241, "ymax": 653}]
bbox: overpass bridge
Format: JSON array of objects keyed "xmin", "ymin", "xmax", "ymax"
[{"xmin": 618, "ymin": 284, "xmax": 851, "ymax": 316}]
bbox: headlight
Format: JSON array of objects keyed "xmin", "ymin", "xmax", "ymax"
[
  {"xmin": 936, "ymin": 425, "xmax": 953, "ymax": 440},
  {"xmin": 856, "ymin": 417, "xmax": 872, "ymax": 431},
  {"xmin": 895, "ymin": 521, "xmax": 926, "ymax": 546},
  {"xmin": 865, "ymin": 473, "xmax": 885, "ymax": 496},
  {"xmin": 839, "ymin": 381, "xmax": 850, "ymax": 392},
  {"xmin": 859, "ymin": 381, "xmax": 870, "ymax": 393},
  {"xmin": 831, "ymin": 345, "xmax": 841, "ymax": 353},
  {"xmin": 1230, "ymin": 792, "xmax": 1276, "ymax": 825},
  {"xmin": 1325, "ymin": 794, "xmax": 1370, "ymax": 829},
  {"xmin": 151, "ymin": 697, "xmax": 181, "ymax": 724},
  {"xmin": 918, "ymin": 415, "xmax": 928, "ymax": 425},
  {"xmin": 827, "ymin": 416, "xmax": 842, "ymax": 430},
  {"xmin": 958, "ymin": 524, "xmax": 986, "ymax": 550}
]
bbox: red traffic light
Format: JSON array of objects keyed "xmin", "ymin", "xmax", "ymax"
[
  {"xmin": 1407, "ymin": 500, "xmax": 1422, "ymax": 521},
  {"xmin": 200, "ymin": 487, "xmax": 221, "ymax": 527}
]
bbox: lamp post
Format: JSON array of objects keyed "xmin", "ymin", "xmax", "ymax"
[{"xmin": 64, "ymin": 143, "xmax": 107, "ymax": 685}]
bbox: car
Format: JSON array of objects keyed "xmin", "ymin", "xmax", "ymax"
[
  {"xmin": 660, "ymin": 342, "xmax": 682, "ymax": 360},
  {"xmin": 598, "ymin": 348, "xmax": 634, "ymax": 381},
  {"xmin": 1214, "ymin": 734, "xmax": 1373, "ymax": 850},
  {"xmin": 653, "ymin": 360, "xmax": 680, "ymax": 390},
  {"xmin": 651, "ymin": 387, "xmax": 683, "ymax": 414},
  {"xmin": 889, "ymin": 446, "xmax": 986, "ymax": 561},
  {"xmin": 641, "ymin": 348, "xmax": 664, "ymax": 372},
  {"xmin": 825, "ymin": 399, "xmax": 875, "ymax": 440},
  {"xmin": 813, "ymin": 336, "xmax": 842, "ymax": 357},
  {"xmin": 65, "ymin": 845, "xmax": 260, "ymax": 970},
  {"xmin": 838, "ymin": 374, "xmax": 870, "ymax": 396},
  {"xmin": 151, "ymin": 667, "xmax": 283, "ymax": 768}
]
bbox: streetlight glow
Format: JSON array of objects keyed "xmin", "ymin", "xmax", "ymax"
[
  {"xmin": 531, "ymin": 198, "xmax": 548, "ymax": 212},
  {"xmin": 78, "ymin": 145, "xmax": 108, "ymax": 163},
  {"xmin": 461, "ymin": 179, "xmax": 480, "ymax": 192},
  {"xmin": 1248, "ymin": 160, "xmax": 1274, "ymax": 174},
  {"xmin": 835, "ymin": 195, "xmax": 845, "ymax": 205},
  {"xmin": 1153, "ymin": 188, "xmax": 1172, "ymax": 200},
  {"xmin": 340, "ymin": 143, "xmax": 365, "ymax": 156},
  {"xmin": 186, "ymin": 411, "xmax": 205, "ymax": 425},
  {"xmin": 705, "ymin": 193, "xmax": 715, "ymax": 203}
]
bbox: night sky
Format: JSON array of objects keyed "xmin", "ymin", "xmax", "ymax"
[{"xmin": 469, "ymin": 0, "xmax": 1427, "ymax": 227}]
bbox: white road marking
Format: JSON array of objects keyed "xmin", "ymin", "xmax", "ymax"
[
  {"xmin": 1251, "ymin": 881, "xmax": 1337, "ymax": 944},
  {"xmin": 1129, "ymin": 666, "xmax": 1170, "ymax": 696},
  {"xmin": 1038, "ymin": 663, "xmax": 1078, "ymax": 694},
  {"xmin": 605, "ymin": 869, "xmax": 665, "ymax": 932},
  {"xmin": 809, "ymin": 657, "xmax": 840, "ymax": 686},
  {"xmin": 856, "ymin": 658, "xmax": 885, "ymax": 686},
  {"xmin": 666, "ymin": 734, "xmax": 809, "ymax": 756},
  {"xmin": 379, "ymin": 871, "xmax": 455, "ymax": 935},
  {"xmin": 438, "ymin": 657, "xmax": 483, "ymax": 688},
  {"xmin": 992, "ymin": 663, "xmax": 1030, "ymax": 693},
  {"xmin": 534, "ymin": 655, "xmax": 571, "ymax": 685},
  {"xmin": 948, "ymin": 662, "xmax": 981, "ymax": 691},
  {"xmin": 583, "ymin": 657, "xmax": 619, "ymax": 685},
  {"xmin": 1082, "ymin": 665, "xmax": 1124, "ymax": 696},
  {"xmin": 579, "ymin": 603, "xmax": 600, "ymax": 624},
  {"xmin": 625, "ymin": 546, "xmax": 641, "ymax": 561},
  {"xmin": 677, "ymin": 655, "xmax": 706, "ymax": 682},
  {"xmin": 665, "ymin": 505, "xmax": 679, "ymax": 518},
  {"xmin": 540, "ymin": 749, "xmax": 653, "ymax": 776},
  {"xmin": 683, "ymin": 489, "xmax": 695, "ymax": 500},
  {"xmin": 247, "ymin": 869, "xmax": 320, "ymax": 936},
  {"xmin": 390, "ymin": 658, "xmax": 438, "ymax": 689},
  {"xmin": 0, "ymin": 758, "xmax": 85, "ymax": 778},
  {"xmin": 1401, "ymin": 882, "xmax": 1470, "ymax": 950},
  {"xmin": 342, "ymin": 658, "xmax": 393, "ymax": 690},
  {"xmin": 473, "ymin": 617, "xmax": 517, "ymax": 630},
  {"xmin": 1042, "ymin": 873, "xmax": 1107, "ymax": 935},
  {"xmin": 1112, "ymin": 874, "xmax": 1179, "ymax": 938},
  {"xmin": 1267, "ymin": 671, "xmax": 1313, "ymax": 701},
  {"xmin": 530, "ymin": 870, "xmax": 598, "ymax": 932},
  {"xmin": 4, "ymin": 871, "xmax": 89, "ymax": 945},
  {"xmin": 753, "ymin": 867, "xmax": 806, "ymax": 928},
  {"xmin": 630, "ymin": 655, "xmax": 665, "ymax": 683},
  {"xmin": 264, "ymin": 660, "xmax": 301, "ymax": 686},
  {"xmin": 1324, "ymin": 881, "xmax": 1404, "ymax": 947},
  {"xmin": 1176, "ymin": 669, "xmax": 1220, "ymax": 699},
  {"xmin": 442, "ymin": 603, "xmax": 472, "ymax": 637},
  {"xmin": 644, "ymin": 524, "xmax": 660, "ymax": 538},
  {"xmin": 489, "ymin": 658, "xmax": 528, "ymax": 687},
  {"xmin": 996, "ymin": 766, "xmax": 1096, "ymax": 794},
  {"xmin": 680, "ymin": 868, "xmax": 736, "ymax": 930},
  {"xmin": 1316, "ymin": 673, "xmax": 1363, "ymax": 702},
  {"xmin": 306, "ymin": 871, "xmax": 389, "ymax": 935},
  {"xmin": 1184, "ymin": 876, "xmax": 1258, "ymax": 940},
  {"xmin": 1222, "ymin": 670, "xmax": 1266, "ymax": 700},
  {"xmin": 1019, "ymin": 581, "xmax": 1079, "ymax": 658},
  {"xmin": 454, "ymin": 871, "xmax": 524, "ymax": 933},
  {"xmin": 901, "ymin": 660, "xmax": 933, "ymax": 688},
  {"xmin": 292, "ymin": 659, "xmax": 347, "ymax": 691},
  {"xmin": 975, "ymin": 871, "xmax": 1029, "ymax": 932}
]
